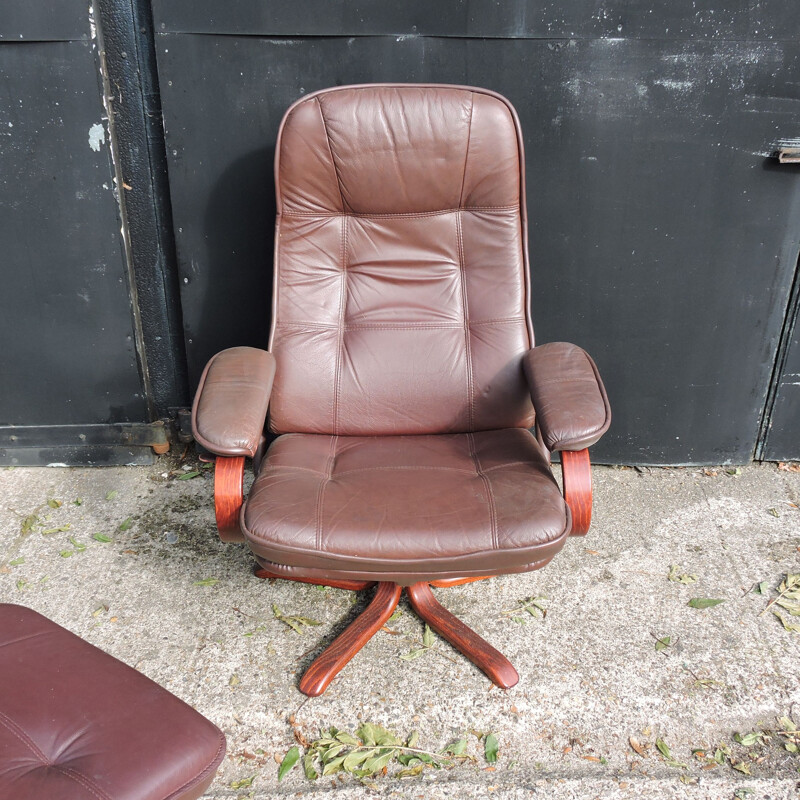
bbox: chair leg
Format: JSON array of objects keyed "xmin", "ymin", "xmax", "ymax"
[
  {"xmin": 298, "ymin": 581, "xmax": 403, "ymax": 697},
  {"xmin": 254, "ymin": 567, "xmax": 373, "ymax": 592},
  {"xmin": 406, "ymin": 582, "xmax": 519, "ymax": 690}
]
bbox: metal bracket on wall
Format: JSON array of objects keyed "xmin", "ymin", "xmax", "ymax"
[
  {"xmin": 776, "ymin": 140, "xmax": 800, "ymax": 164},
  {"xmin": 0, "ymin": 421, "xmax": 170, "ymax": 467}
]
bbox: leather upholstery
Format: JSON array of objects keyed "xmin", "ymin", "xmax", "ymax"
[
  {"xmin": 192, "ymin": 84, "xmax": 611, "ymax": 585},
  {"xmin": 523, "ymin": 342, "xmax": 611, "ymax": 451},
  {"xmin": 242, "ymin": 429, "xmax": 569, "ymax": 585},
  {"xmin": 0, "ymin": 604, "xmax": 225, "ymax": 800},
  {"xmin": 192, "ymin": 346, "xmax": 276, "ymax": 458},
  {"xmin": 268, "ymin": 85, "xmax": 535, "ymax": 436}
]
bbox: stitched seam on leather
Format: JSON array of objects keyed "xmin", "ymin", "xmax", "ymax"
[
  {"xmin": 315, "ymin": 97, "xmax": 347, "ymax": 212},
  {"xmin": 57, "ymin": 766, "xmax": 113, "ymax": 800},
  {"xmin": 332, "ymin": 465, "xmax": 477, "ymax": 477},
  {"xmin": 276, "ymin": 319, "xmax": 525, "ymax": 331},
  {"xmin": 261, "ymin": 464, "xmax": 329, "ymax": 476},
  {"xmin": 275, "ymin": 321, "xmax": 338, "ymax": 329},
  {"xmin": 470, "ymin": 317, "xmax": 527, "ymax": 326},
  {"xmin": 534, "ymin": 376, "xmax": 602, "ymax": 388},
  {"xmin": 243, "ymin": 513, "xmax": 570, "ymax": 563},
  {"xmin": 161, "ymin": 732, "xmax": 226, "ymax": 800},
  {"xmin": 333, "ymin": 215, "xmax": 347, "ymax": 435},
  {"xmin": 469, "ymin": 432, "xmax": 499, "ymax": 550},
  {"xmin": 282, "ymin": 206, "xmax": 519, "ymax": 218},
  {"xmin": 456, "ymin": 211, "xmax": 474, "ymax": 430},
  {"xmin": 458, "ymin": 92, "xmax": 474, "ymax": 208},
  {"xmin": 481, "ymin": 460, "xmax": 534, "ymax": 473},
  {"xmin": 316, "ymin": 436, "xmax": 337, "ymax": 551},
  {"xmin": 0, "ymin": 709, "xmax": 50, "ymax": 764}
]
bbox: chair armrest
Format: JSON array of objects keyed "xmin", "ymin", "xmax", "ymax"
[
  {"xmin": 191, "ymin": 347, "xmax": 276, "ymax": 458},
  {"xmin": 522, "ymin": 342, "xmax": 611, "ymax": 452}
]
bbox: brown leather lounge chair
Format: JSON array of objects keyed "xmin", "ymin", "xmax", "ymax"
[{"xmin": 192, "ymin": 84, "xmax": 611, "ymax": 696}]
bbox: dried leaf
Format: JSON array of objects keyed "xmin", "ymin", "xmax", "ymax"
[
  {"xmin": 730, "ymin": 760, "xmax": 751, "ymax": 775},
  {"xmin": 343, "ymin": 748, "xmax": 377, "ymax": 771},
  {"xmin": 21, "ymin": 512, "xmax": 39, "ymax": 535},
  {"xmin": 629, "ymin": 737, "xmax": 647, "ymax": 756},
  {"xmin": 357, "ymin": 723, "xmax": 399, "ymax": 747},
  {"xmin": 668, "ymin": 565, "xmax": 697, "ymax": 584},
  {"xmin": 42, "ymin": 524, "xmax": 71, "ymax": 535},
  {"xmin": 444, "ymin": 738, "xmax": 467, "ymax": 756},
  {"xmin": 655, "ymin": 738, "xmax": 687, "ymax": 768},
  {"xmin": 272, "ymin": 604, "xmax": 321, "ymax": 633},
  {"xmin": 778, "ymin": 462, "xmax": 800, "ymax": 472},
  {"xmin": 303, "ymin": 751, "xmax": 318, "ymax": 780},
  {"xmin": 396, "ymin": 764, "xmax": 424, "ymax": 778},
  {"xmin": 687, "ymin": 598, "xmax": 725, "ymax": 609},
  {"xmin": 422, "ymin": 624, "xmax": 434, "ymax": 648},
  {"xmin": 230, "ymin": 775, "xmax": 256, "ymax": 789},
  {"xmin": 772, "ymin": 610, "xmax": 800, "ymax": 632},
  {"xmin": 278, "ymin": 746, "xmax": 300, "ymax": 780},
  {"xmin": 177, "ymin": 470, "xmax": 201, "ymax": 480},
  {"xmin": 484, "ymin": 733, "xmax": 499, "ymax": 763},
  {"xmin": 229, "ymin": 674, "xmax": 240, "ymax": 687},
  {"xmin": 775, "ymin": 597, "xmax": 800, "ymax": 615}
]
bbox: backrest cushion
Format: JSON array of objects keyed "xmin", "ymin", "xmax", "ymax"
[{"xmin": 268, "ymin": 84, "xmax": 535, "ymax": 435}]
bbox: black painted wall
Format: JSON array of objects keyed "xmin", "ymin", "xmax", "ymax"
[
  {"xmin": 0, "ymin": 3, "xmax": 148, "ymax": 428},
  {"xmin": 151, "ymin": 0, "xmax": 800, "ymax": 464},
  {"xmin": 1, "ymin": 1, "xmax": 798, "ymax": 464}
]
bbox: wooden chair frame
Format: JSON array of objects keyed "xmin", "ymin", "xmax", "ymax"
[{"xmin": 213, "ymin": 448, "xmax": 592, "ymax": 696}]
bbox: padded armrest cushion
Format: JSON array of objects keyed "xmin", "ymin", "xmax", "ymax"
[
  {"xmin": 192, "ymin": 347, "xmax": 276, "ymax": 458},
  {"xmin": 522, "ymin": 342, "xmax": 611, "ymax": 451}
]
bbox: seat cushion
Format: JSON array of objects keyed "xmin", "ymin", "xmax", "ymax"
[
  {"xmin": 242, "ymin": 429, "xmax": 569, "ymax": 584},
  {"xmin": 0, "ymin": 605, "xmax": 225, "ymax": 800}
]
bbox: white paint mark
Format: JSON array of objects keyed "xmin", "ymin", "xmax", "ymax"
[
  {"xmin": 88, "ymin": 122, "xmax": 105, "ymax": 151},
  {"xmin": 654, "ymin": 79, "xmax": 695, "ymax": 91}
]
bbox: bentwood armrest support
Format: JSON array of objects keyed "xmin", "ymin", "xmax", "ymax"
[
  {"xmin": 523, "ymin": 343, "xmax": 610, "ymax": 536},
  {"xmin": 191, "ymin": 347, "xmax": 276, "ymax": 458},
  {"xmin": 192, "ymin": 346, "xmax": 275, "ymax": 542}
]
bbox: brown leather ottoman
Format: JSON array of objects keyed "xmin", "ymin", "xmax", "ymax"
[{"xmin": 0, "ymin": 604, "xmax": 225, "ymax": 800}]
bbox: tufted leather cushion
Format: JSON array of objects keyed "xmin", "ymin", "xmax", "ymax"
[
  {"xmin": 241, "ymin": 429, "xmax": 569, "ymax": 585},
  {"xmin": 268, "ymin": 84, "xmax": 535, "ymax": 436},
  {"xmin": 0, "ymin": 604, "xmax": 225, "ymax": 800}
]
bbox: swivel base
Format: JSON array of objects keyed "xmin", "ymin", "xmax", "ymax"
[{"xmin": 255, "ymin": 569, "xmax": 519, "ymax": 696}]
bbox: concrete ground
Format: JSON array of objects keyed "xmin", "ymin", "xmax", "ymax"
[{"xmin": 1, "ymin": 455, "xmax": 799, "ymax": 799}]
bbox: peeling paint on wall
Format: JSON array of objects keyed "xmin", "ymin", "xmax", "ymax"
[{"xmin": 88, "ymin": 122, "xmax": 105, "ymax": 151}]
